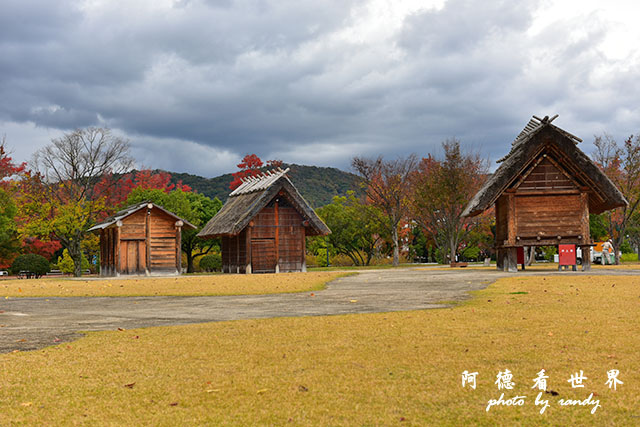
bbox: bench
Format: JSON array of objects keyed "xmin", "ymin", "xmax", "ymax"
[
  {"xmin": 46, "ymin": 270, "xmax": 64, "ymax": 276},
  {"xmin": 449, "ymin": 262, "xmax": 468, "ymax": 268}
]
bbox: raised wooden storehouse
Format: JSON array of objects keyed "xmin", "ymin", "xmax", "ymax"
[
  {"xmin": 89, "ymin": 202, "xmax": 195, "ymax": 276},
  {"xmin": 462, "ymin": 115, "xmax": 627, "ymax": 272},
  {"xmin": 197, "ymin": 168, "xmax": 330, "ymax": 273}
]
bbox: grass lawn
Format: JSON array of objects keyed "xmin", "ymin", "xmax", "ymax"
[
  {"xmin": 1, "ymin": 274, "xmax": 639, "ymax": 425},
  {"xmin": 0, "ymin": 272, "xmax": 347, "ymax": 297}
]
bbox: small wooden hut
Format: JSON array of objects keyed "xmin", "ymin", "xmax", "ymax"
[
  {"xmin": 462, "ymin": 115, "xmax": 627, "ymax": 272},
  {"xmin": 197, "ymin": 168, "xmax": 330, "ymax": 273},
  {"xmin": 89, "ymin": 202, "xmax": 195, "ymax": 276}
]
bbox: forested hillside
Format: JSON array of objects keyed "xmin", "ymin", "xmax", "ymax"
[{"xmin": 167, "ymin": 163, "xmax": 362, "ymax": 207}]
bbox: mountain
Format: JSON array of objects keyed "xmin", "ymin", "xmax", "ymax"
[{"xmin": 167, "ymin": 163, "xmax": 362, "ymax": 208}]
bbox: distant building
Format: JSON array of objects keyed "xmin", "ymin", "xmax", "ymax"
[
  {"xmin": 198, "ymin": 168, "xmax": 330, "ymax": 273},
  {"xmin": 89, "ymin": 202, "xmax": 195, "ymax": 276},
  {"xmin": 462, "ymin": 115, "xmax": 627, "ymax": 271}
]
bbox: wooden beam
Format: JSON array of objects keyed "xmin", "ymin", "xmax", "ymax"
[
  {"xmin": 115, "ymin": 223, "xmax": 121, "ymax": 276},
  {"xmin": 507, "ymin": 193, "xmax": 516, "ymax": 245},
  {"xmin": 175, "ymin": 221, "xmax": 183, "ymax": 274},
  {"xmin": 274, "ymin": 199, "xmax": 280, "ymax": 273},
  {"xmin": 580, "ymin": 191, "xmax": 590, "ymax": 244},
  {"xmin": 301, "ymin": 228, "xmax": 307, "ymax": 272},
  {"xmin": 145, "ymin": 207, "xmax": 151, "ymax": 275},
  {"xmin": 246, "ymin": 225, "xmax": 252, "ymax": 274}
]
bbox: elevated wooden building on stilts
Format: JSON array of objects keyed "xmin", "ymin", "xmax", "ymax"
[
  {"xmin": 89, "ymin": 202, "xmax": 195, "ymax": 276},
  {"xmin": 197, "ymin": 168, "xmax": 330, "ymax": 273},
  {"xmin": 462, "ymin": 115, "xmax": 627, "ymax": 272}
]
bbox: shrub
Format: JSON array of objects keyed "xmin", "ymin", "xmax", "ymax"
[
  {"xmin": 621, "ymin": 252, "xmax": 638, "ymax": 263},
  {"xmin": 10, "ymin": 254, "xmax": 51, "ymax": 278},
  {"xmin": 200, "ymin": 253, "xmax": 222, "ymax": 272},
  {"xmin": 56, "ymin": 249, "xmax": 90, "ymax": 274}
]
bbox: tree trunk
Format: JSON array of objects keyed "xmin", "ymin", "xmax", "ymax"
[
  {"xmin": 186, "ymin": 251, "xmax": 194, "ymax": 273},
  {"xmin": 449, "ymin": 235, "xmax": 456, "ymax": 264},
  {"xmin": 392, "ymin": 226, "xmax": 399, "ymax": 266},
  {"xmin": 69, "ymin": 239, "xmax": 83, "ymax": 277}
]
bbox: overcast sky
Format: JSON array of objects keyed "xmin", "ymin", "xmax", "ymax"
[{"xmin": 1, "ymin": 0, "xmax": 639, "ymax": 177}]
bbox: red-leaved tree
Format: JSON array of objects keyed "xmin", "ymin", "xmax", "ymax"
[{"xmin": 230, "ymin": 154, "xmax": 264, "ymax": 190}]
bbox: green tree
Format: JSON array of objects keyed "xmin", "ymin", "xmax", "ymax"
[
  {"xmin": 316, "ymin": 192, "xmax": 386, "ymax": 266},
  {"xmin": 125, "ymin": 188, "xmax": 222, "ymax": 273},
  {"xmin": 0, "ymin": 189, "xmax": 20, "ymax": 266}
]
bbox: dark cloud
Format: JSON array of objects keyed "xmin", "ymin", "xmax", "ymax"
[{"xmin": 0, "ymin": 0, "xmax": 639, "ymax": 177}]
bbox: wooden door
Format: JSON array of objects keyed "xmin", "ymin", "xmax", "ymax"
[
  {"xmin": 251, "ymin": 239, "xmax": 276, "ymax": 273},
  {"xmin": 121, "ymin": 240, "xmax": 145, "ymax": 274}
]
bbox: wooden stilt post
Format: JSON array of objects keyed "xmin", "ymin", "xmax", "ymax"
[
  {"xmin": 505, "ymin": 247, "xmax": 518, "ymax": 272},
  {"xmin": 581, "ymin": 245, "xmax": 592, "ymax": 271},
  {"xmin": 246, "ymin": 225, "xmax": 252, "ymax": 274}
]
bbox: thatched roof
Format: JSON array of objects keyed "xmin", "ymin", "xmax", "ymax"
[
  {"xmin": 89, "ymin": 201, "xmax": 196, "ymax": 231},
  {"xmin": 197, "ymin": 168, "xmax": 330, "ymax": 237},
  {"xmin": 462, "ymin": 115, "xmax": 627, "ymax": 217}
]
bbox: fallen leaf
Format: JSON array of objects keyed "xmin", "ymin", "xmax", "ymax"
[
  {"xmin": 547, "ymin": 332, "xmax": 553, "ymax": 336},
  {"xmin": 20, "ymin": 402, "xmax": 32, "ymax": 407},
  {"xmin": 206, "ymin": 389, "xmax": 220, "ymax": 393},
  {"xmin": 169, "ymin": 402, "xmax": 178, "ymax": 406},
  {"xmin": 257, "ymin": 389, "xmax": 268, "ymax": 394},
  {"xmin": 298, "ymin": 385, "xmax": 308, "ymax": 392},
  {"xmin": 349, "ymin": 300, "xmax": 358, "ymax": 303},
  {"xmin": 124, "ymin": 383, "xmax": 135, "ymax": 389},
  {"xmin": 117, "ymin": 328, "xmax": 125, "ymax": 331}
]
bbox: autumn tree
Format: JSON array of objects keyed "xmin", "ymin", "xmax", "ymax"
[
  {"xmin": 21, "ymin": 127, "xmax": 133, "ymax": 276},
  {"xmin": 230, "ymin": 154, "xmax": 264, "ymax": 190},
  {"xmin": 593, "ymin": 133, "xmax": 640, "ymax": 264},
  {"xmin": 352, "ymin": 154, "xmax": 418, "ymax": 266},
  {"xmin": 411, "ymin": 139, "xmax": 488, "ymax": 264},
  {"xmin": 94, "ymin": 169, "xmax": 192, "ymax": 212}
]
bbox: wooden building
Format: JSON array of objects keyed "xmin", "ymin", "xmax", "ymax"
[
  {"xmin": 462, "ymin": 115, "xmax": 627, "ymax": 272},
  {"xmin": 89, "ymin": 202, "xmax": 195, "ymax": 276},
  {"xmin": 198, "ymin": 168, "xmax": 330, "ymax": 273}
]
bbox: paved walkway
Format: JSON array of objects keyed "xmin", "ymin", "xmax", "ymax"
[{"xmin": 1, "ymin": 267, "xmax": 638, "ymax": 353}]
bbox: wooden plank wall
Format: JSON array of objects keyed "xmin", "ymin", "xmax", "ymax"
[
  {"xmin": 277, "ymin": 206, "xmax": 304, "ymax": 272},
  {"xmin": 251, "ymin": 206, "xmax": 276, "ymax": 273},
  {"xmin": 148, "ymin": 210, "xmax": 178, "ymax": 272},
  {"xmin": 222, "ymin": 230, "xmax": 248, "ymax": 273},
  {"xmin": 519, "ymin": 158, "xmax": 577, "ymax": 192},
  {"xmin": 515, "ymin": 194, "xmax": 582, "ymax": 238},
  {"xmin": 222, "ymin": 197, "xmax": 307, "ymax": 274}
]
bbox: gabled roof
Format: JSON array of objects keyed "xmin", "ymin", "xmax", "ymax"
[
  {"xmin": 88, "ymin": 201, "xmax": 196, "ymax": 232},
  {"xmin": 462, "ymin": 115, "xmax": 627, "ymax": 217},
  {"xmin": 197, "ymin": 168, "xmax": 330, "ymax": 237}
]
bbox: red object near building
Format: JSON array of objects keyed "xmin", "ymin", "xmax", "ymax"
[
  {"xmin": 559, "ymin": 244, "xmax": 577, "ymax": 270},
  {"xmin": 517, "ymin": 247, "xmax": 525, "ymax": 264}
]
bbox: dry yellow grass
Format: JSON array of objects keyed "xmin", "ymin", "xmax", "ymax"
[
  {"xmin": 0, "ymin": 274, "xmax": 639, "ymax": 425},
  {"xmin": 0, "ymin": 272, "xmax": 347, "ymax": 297}
]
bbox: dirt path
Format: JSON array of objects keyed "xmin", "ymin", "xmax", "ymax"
[{"xmin": 1, "ymin": 267, "xmax": 637, "ymax": 353}]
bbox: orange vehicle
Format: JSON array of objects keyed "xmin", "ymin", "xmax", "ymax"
[{"xmin": 592, "ymin": 241, "xmax": 613, "ymax": 264}]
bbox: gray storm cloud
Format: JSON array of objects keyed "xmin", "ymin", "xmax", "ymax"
[{"xmin": 0, "ymin": 0, "xmax": 638, "ymax": 176}]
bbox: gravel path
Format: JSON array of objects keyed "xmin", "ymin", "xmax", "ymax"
[{"xmin": 1, "ymin": 267, "xmax": 637, "ymax": 353}]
